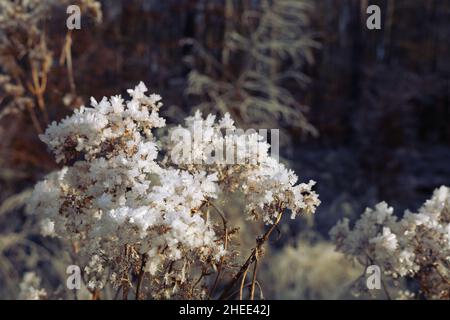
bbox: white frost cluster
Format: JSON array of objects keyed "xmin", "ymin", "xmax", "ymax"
[
  {"xmin": 241, "ymin": 158, "xmax": 319, "ymax": 223},
  {"xmin": 27, "ymin": 82, "xmax": 319, "ymax": 298},
  {"xmin": 330, "ymin": 186, "xmax": 450, "ymax": 299},
  {"xmin": 166, "ymin": 111, "xmax": 320, "ymax": 224}
]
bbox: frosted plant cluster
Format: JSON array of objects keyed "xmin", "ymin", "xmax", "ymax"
[
  {"xmin": 27, "ymin": 82, "xmax": 320, "ymax": 299},
  {"xmin": 167, "ymin": 111, "xmax": 320, "ymax": 224},
  {"xmin": 330, "ymin": 186, "xmax": 450, "ymax": 299}
]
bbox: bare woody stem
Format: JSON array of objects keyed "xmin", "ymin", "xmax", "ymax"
[
  {"xmin": 208, "ymin": 201, "xmax": 228, "ymax": 298},
  {"xmin": 121, "ymin": 245, "xmax": 131, "ymax": 300},
  {"xmin": 135, "ymin": 253, "xmax": 148, "ymax": 300},
  {"xmin": 239, "ymin": 263, "xmax": 250, "ymax": 300},
  {"xmin": 59, "ymin": 31, "xmax": 76, "ymax": 94},
  {"xmin": 249, "ymin": 259, "xmax": 259, "ymax": 300},
  {"xmin": 122, "ymin": 282, "xmax": 129, "ymax": 300},
  {"xmin": 218, "ymin": 210, "xmax": 284, "ymax": 300}
]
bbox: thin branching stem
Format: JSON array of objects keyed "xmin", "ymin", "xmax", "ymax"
[
  {"xmin": 135, "ymin": 254, "xmax": 147, "ymax": 300},
  {"xmin": 239, "ymin": 264, "xmax": 251, "ymax": 300},
  {"xmin": 219, "ymin": 208, "xmax": 284, "ymax": 300},
  {"xmin": 208, "ymin": 201, "xmax": 229, "ymax": 299},
  {"xmin": 249, "ymin": 258, "xmax": 259, "ymax": 300}
]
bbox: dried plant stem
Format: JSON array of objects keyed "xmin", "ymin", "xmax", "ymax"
[
  {"xmin": 121, "ymin": 245, "xmax": 131, "ymax": 300},
  {"xmin": 28, "ymin": 61, "xmax": 49, "ymax": 124},
  {"xmin": 121, "ymin": 280, "xmax": 129, "ymax": 300},
  {"xmin": 191, "ymin": 271, "xmax": 209, "ymax": 297},
  {"xmin": 239, "ymin": 264, "xmax": 250, "ymax": 300},
  {"xmin": 254, "ymin": 280, "xmax": 264, "ymax": 299},
  {"xmin": 249, "ymin": 258, "xmax": 259, "ymax": 300},
  {"xmin": 224, "ymin": 279, "xmax": 264, "ymax": 300},
  {"xmin": 208, "ymin": 201, "xmax": 229, "ymax": 298},
  {"xmin": 135, "ymin": 254, "xmax": 147, "ymax": 300},
  {"xmin": 219, "ymin": 209, "xmax": 284, "ymax": 300},
  {"xmin": 60, "ymin": 31, "xmax": 76, "ymax": 94}
]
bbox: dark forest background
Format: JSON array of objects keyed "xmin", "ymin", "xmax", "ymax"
[{"xmin": 0, "ymin": 0, "xmax": 449, "ymax": 298}]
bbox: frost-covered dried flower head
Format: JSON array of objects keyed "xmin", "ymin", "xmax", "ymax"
[
  {"xmin": 27, "ymin": 82, "xmax": 319, "ymax": 299},
  {"xmin": 165, "ymin": 111, "xmax": 320, "ymax": 224},
  {"xmin": 330, "ymin": 186, "xmax": 450, "ymax": 299}
]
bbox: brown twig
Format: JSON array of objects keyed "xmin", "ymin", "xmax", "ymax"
[
  {"xmin": 222, "ymin": 281, "xmax": 264, "ymax": 300},
  {"xmin": 28, "ymin": 58, "xmax": 49, "ymax": 124},
  {"xmin": 239, "ymin": 264, "xmax": 250, "ymax": 300},
  {"xmin": 59, "ymin": 31, "xmax": 76, "ymax": 94},
  {"xmin": 218, "ymin": 209, "xmax": 284, "ymax": 300},
  {"xmin": 135, "ymin": 254, "xmax": 147, "ymax": 300},
  {"xmin": 208, "ymin": 201, "xmax": 229, "ymax": 299},
  {"xmin": 120, "ymin": 245, "xmax": 132, "ymax": 300},
  {"xmin": 191, "ymin": 271, "xmax": 208, "ymax": 297},
  {"xmin": 121, "ymin": 279, "xmax": 130, "ymax": 300},
  {"xmin": 249, "ymin": 258, "xmax": 259, "ymax": 300}
]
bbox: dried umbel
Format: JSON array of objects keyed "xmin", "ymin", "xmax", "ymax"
[
  {"xmin": 330, "ymin": 186, "xmax": 450, "ymax": 299},
  {"xmin": 27, "ymin": 82, "xmax": 320, "ymax": 299}
]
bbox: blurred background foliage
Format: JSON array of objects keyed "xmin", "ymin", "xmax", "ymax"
[{"xmin": 0, "ymin": 0, "xmax": 449, "ymax": 299}]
